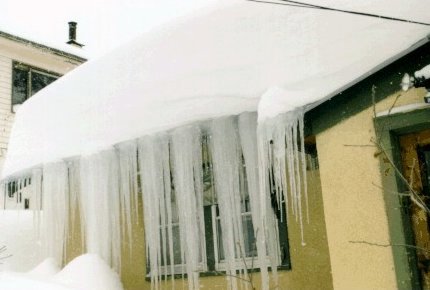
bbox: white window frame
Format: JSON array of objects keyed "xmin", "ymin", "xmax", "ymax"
[{"xmin": 211, "ymin": 203, "xmax": 283, "ymax": 272}]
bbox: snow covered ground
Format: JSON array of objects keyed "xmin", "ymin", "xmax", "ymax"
[
  {"xmin": 0, "ymin": 211, "xmax": 122, "ymax": 289},
  {"xmin": 0, "ymin": 210, "xmax": 42, "ymax": 272},
  {"xmin": 0, "ymin": 254, "xmax": 123, "ymax": 290}
]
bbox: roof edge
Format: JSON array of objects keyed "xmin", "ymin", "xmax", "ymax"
[
  {"xmin": 0, "ymin": 30, "xmax": 87, "ymax": 63},
  {"xmin": 305, "ymin": 34, "xmax": 430, "ymax": 113}
]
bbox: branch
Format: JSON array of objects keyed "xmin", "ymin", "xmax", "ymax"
[
  {"xmin": 211, "ymin": 270, "xmax": 254, "ymax": 284},
  {"xmin": 387, "ymin": 94, "xmax": 402, "ymax": 115},
  {"xmin": 349, "ymin": 240, "xmax": 430, "ymax": 253},
  {"xmin": 371, "ymin": 138, "xmax": 430, "ymax": 214},
  {"xmin": 0, "ymin": 245, "xmax": 11, "ymax": 264},
  {"xmin": 371, "ymin": 182, "xmax": 411, "ymax": 197},
  {"xmin": 343, "ymin": 144, "xmax": 376, "ymax": 148}
]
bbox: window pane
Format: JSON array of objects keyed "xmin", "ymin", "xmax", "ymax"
[
  {"xmin": 12, "ymin": 68, "xmax": 28, "ymax": 105},
  {"xmin": 160, "ymin": 224, "xmax": 182, "ymax": 266},
  {"xmin": 242, "ymin": 214, "xmax": 256, "ymax": 257},
  {"xmin": 424, "ymin": 151, "xmax": 430, "ymax": 190},
  {"xmin": 216, "ymin": 208, "xmax": 256, "ymax": 262},
  {"xmin": 31, "ymin": 71, "xmax": 57, "ymax": 96},
  {"xmin": 216, "ymin": 219, "xmax": 225, "ymax": 261}
]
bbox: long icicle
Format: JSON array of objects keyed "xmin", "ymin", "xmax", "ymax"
[
  {"xmin": 42, "ymin": 161, "xmax": 69, "ymax": 265},
  {"xmin": 257, "ymin": 108, "xmax": 308, "ymax": 247},
  {"xmin": 210, "ymin": 116, "xmax": 246, "ymax": 290},
  {"xmin": 171, "ymin": 126, "xmax": 204, "ymax": 290},
  {"xmin": 239, "ymin": 112, "xmax": 270, "ymax": 290}
]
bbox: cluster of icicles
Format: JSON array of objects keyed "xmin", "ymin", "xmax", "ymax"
[{"xmin": 0, "ymin": 110, "xmax": 308, "ymax": 290}]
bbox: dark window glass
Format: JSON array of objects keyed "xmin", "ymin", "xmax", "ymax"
[
  {"xmin": 31, "ymin": 71, "xmax": 57, "ymax": 96},
  {"xmin": 418, "ymin": 146, "xmax": 430, "ymax": 196},
  {"xmin": 12, "ymin": 67, "xmax": 28, "ymax": 105},
  {"xmin": 214, "ymin": 201, "xmax": 257, "ymax": 262},
  {"xmin": 11, "ymin": 63, "xmax": 59, "ymax": 107},
  {"xmin": 7, "ymin": 181, "xmax": 17, "ymax": 198}
]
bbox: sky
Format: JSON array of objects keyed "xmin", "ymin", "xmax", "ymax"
[
  {"xmin": 0, "ymin": 0, "xmax": 214, "ymax": 59},
  {"xmin": 2, "ymin": 0, "xmax": 430, "ymax": 59}
]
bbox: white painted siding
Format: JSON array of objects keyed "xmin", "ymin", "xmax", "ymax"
[
  {"xmin": 0, "ymin": 55, "xmax": 13, "ymax": 168},
  {"xmin": 0, "ymin": 35, "xmax": 85, "ymax": 209}
]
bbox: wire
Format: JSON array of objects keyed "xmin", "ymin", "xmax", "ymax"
[
  {"xmin": 247, "ymin": 0, "xmax": 430, "ymax": 26},
  {"xmin": 245, "ymin": 0, "xmax": 312, "ymax": 9}
]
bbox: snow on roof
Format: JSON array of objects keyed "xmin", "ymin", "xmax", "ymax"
[
  {"xmin": 0, "ymin": 28, "xmax": 87, "ymax": 61},
  {"xmin": 2, "ymin": 0, "xmax": 430, "ymax": 178}
]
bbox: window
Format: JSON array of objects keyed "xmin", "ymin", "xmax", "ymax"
[
  {"xmin": 156, "ymin": 188, "xmax": 206, "ymax": 275},
  {"xmin": 3, "ymin": 178, "xmax": 32, "ymax": 210},
  {"xmin": 158, "ymin": 195, "xmax": 185, "ymax": 272},
  {"xmin": 143, "ymin": 121, "xmax": 292, "ymax": 278},
  {"xmin": 202, "ymin": 134, "xmax": 290, "ymax": 273},
  {"xmin": 418, "ymin": 145, "xmax": 430, "ymax": 196},
  {"xmin": 12, "ymin": 62, "xmax": 60, "ymax": 110}
]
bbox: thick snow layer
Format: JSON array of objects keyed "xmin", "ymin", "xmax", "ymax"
[
  {"xmin": 376, "ymin": 103, "xmax": 430, "ymax": 117},
  {"xmin": 415, "ymin": 64, "xmax": 430, "ymax": 79},
  {"xmin": 3, "ymin": 0, "xmax": 430, "ymax": 178},
  {"xmin": 0, "ymin": 254, "xmax": 123, "ymax": 290}
]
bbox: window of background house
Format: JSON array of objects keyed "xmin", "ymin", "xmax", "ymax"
[
  {"xmin": 12, "ymin": 62, "xmax": 60, "ymax": 111},
  {"xmin": 3, "ymin": 178, "xmax": 32, "ymax": 210}
]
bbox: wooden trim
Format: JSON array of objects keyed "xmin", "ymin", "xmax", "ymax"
[
  {"xmin": 375, "ymin": 108, "xmax": 430, "ymax": 289},
  {"xmin": 0, "ymin": 30, "xmax": 86, "ymax": 63}
]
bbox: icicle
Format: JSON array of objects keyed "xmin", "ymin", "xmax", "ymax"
[
  {"xmin": 139, "ymin": 134, "xmax": 173, "ymax": 289},
  {"xmin": 118, "ymin": 141, "xmax": 139, "ymax": 252},
  {"xmin": 210, "ymin": 116, "xmax": 247, "ymax": 290},
  {"xmin": 32, "ymin": 169, "xmax": 43, "ymax": 239},
  {"xmin": 79, "ymin": 149, "xmax": 122, "ymax": 271},
  {"xmin": 3, "ymin": 108, "xmax": 309, "ymax": 290},
  {"xmin": 257, "ymin": 108, "xmax": 308, "ymax": 246},
  {"xmin": 299, "ymin": 115, "xmax": 309, "ymax": 223},
  {"xmin": 41, "ymin": 162, "xmax": 69, "ymax": 265},
  {"xmin": 67, "ymin": 160, "xmax": 84, "ymax": 250},
  {"xmin": 239, "ymin": 113, "xmax": 267, "ymax": 290},
  {"xmin": 0, "ymin": 181, "xmax": 5, "ymax": 210},
  {"xmin": 170, "ymin": 125, "xmax": 205, "ymax": 290}
]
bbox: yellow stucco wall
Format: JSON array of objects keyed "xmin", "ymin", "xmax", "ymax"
[
  {"xmin": 316, "ymin": 87, "xmax": 427, "ymax": 289},
  {"xmin": 63, "ymin": 86, "xmax": 429, "ymax": 290},
  {"xmin": 64, "ymin": 169, "xmax": 333, "ymax": 290},
  {"xmin": 124, "ymin": 170, "xmax": 332, "ymax": 290}
]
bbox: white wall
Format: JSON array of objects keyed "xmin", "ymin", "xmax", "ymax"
[{"xmin": 0, "ymin": 36, "xmax": 84, "ymax": 209}]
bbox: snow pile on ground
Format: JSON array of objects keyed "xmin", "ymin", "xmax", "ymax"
[
  {"xmin": 27, "ymin": 258, "xmax": 60, "ymax": 280},
  {"xmin": 0, "ymin": 254, "xmax": 123, "ymax": 290},
  {"xmin": 0, "ymin": 210, "xmax": 42, "ymax": 272}
]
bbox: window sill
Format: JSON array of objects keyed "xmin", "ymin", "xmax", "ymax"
[{"xmin": 145, "ymin": 264, "xmax": 291, "ymax": 281}]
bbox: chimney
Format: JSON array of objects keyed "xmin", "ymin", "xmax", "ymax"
[{"xmin": 66, "ymin": 21, "xmax": 84, "ymax": 48}]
